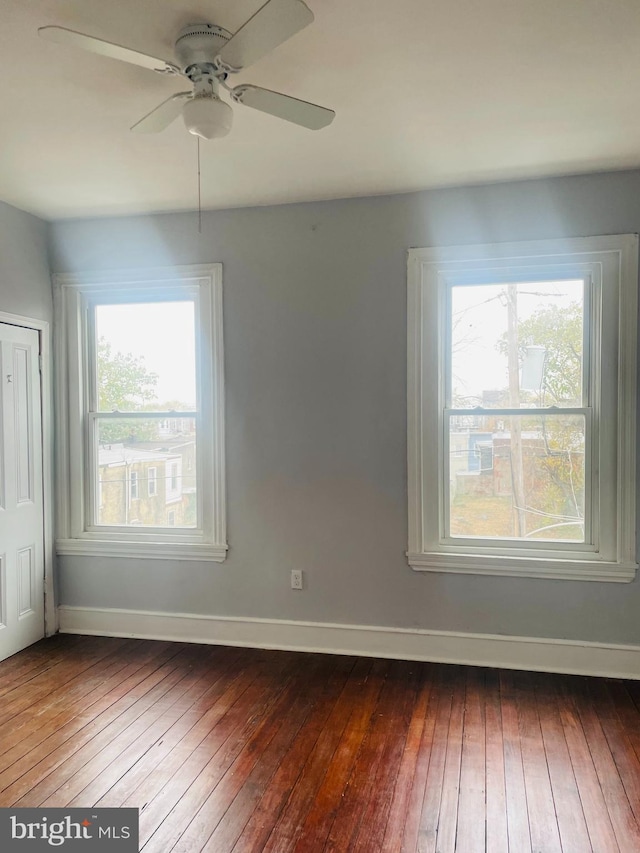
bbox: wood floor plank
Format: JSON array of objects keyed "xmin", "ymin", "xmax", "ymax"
[
  {"xmin": 61, "ymin": 646, "xmax": 235, "ymax": 808},
  {"xmin": 499, "ymin": 670, "xmax": 532, "ymax": 853},
  {"xmin": 320, "ymin": 675, "xmax": 394, "ymax": 853},
  {"xmin": 0, "ymin": 635, "xmax": 86, "ymax": 695},
  {"xmin": 310, "ymin": 658, "xmax": 412, "ymax": 853},
  {"xmin": 552, "ymin": 674, "xmax": 620, "ymax": 853},
  {"xmin": 430, "ymin": 664, "xmax": 466, "ymax": 853},
  {"xmin": 0, "ymin": 636, "xmax": 132, "ymax": 727},
  {"xmin": 626, "ymin": 680, "xmax": 640, "ymax": 718},
  {"xmin": 19, "ymin": 649, "xmax": 203, "ymax": 806},
  {"xmin": 0, "ymin": 639, "xmax": 174, "ymax": 763},
  {"xmin": 259, "ymin": 658, "xmax": 375, "ymax": 853},
  {"xmin": 148, "ymin": 652, "xmax": 319, "ymax": 852},
  {"xmin": 1, "ymin": 636, "xmax": 639, "ymax": 853},
  {"xmin": 93, "ymin": 647, "xmax": 250, "ymax": 809},
  {"xmin": 454, "ymin": 667, "xmax": 486, "ymax": 853},
  {"xmin": 0, "ymin": 635, "xmax": 129, "ymax": 699},
  {"xmin": 182, "ymin": 654, "xmax": 344, "ymax": 853},
  {"xmin": 349, "ymin": 661, "xmax": 420, "ymax": 853},
  {"xmin": 0, "ymin": 633, "xmax": 72, "ymax": 672},
  {"xmin": 533, "ymin": 673, "xmax": 592, "ymax": 853},
  {"xmin": 0, "ymin": 644, "xmax": 198, "ymax": 806},
  {"xmin": 574, "ymin": 678, "xmax": 640, "ymax": 851},
  {"xmin": 0, "ymin": 641, "xmax": 183, "ymax": 801},
  {"xmin": 289, "ymin": 658, "xmax": 392, "ymax": 853},
  {"xmin": 140, "ymin": 650, "xmax": 306, "ymax": 850},
  {"xmin": 202, "ymin": 654, "xmax": 351, "ymax": 853},
  {"xmin": 395, "ymin": 663, "xmax": 443, "ymax": 853},
  {"xmin": 513, "ymin": 672, "xmax": 562, "ymax": 853},
  {"xmin": 484, "ymin": 669, "xmax": 509, "ymax": 853},
  {"xmin": 415, "ymin": 664, "xmax": 457, "ymax": 853},
  {"xmin": 129, "ymin": 654, "xmax": 272, "ymax": 834},
  {"xmin": 598, "ymin": 679, "xmax": 640, "ymax": 784},
  {"xmin": 379, "ymin": 664, "xmax": 436, "ymax": 853},
  {"xmin": 116, "ymin": 650, "xmax": 267, "ymax": 816},
  {"xmin": 230, "ymin": 657, "xmax": 356, "ymax": 853}
]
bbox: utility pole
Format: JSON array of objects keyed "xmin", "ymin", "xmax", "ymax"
[{"xmin": 506, "ymin": 284, "xmax": 527, "ymax": 537}]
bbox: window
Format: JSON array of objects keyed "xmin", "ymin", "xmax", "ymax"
[
  {"xmin": 165, "ymin": 460, "xmax": 182, "ymax": 504},
  {"xmin": 407, "ymin": 235, "xmax": 638, "ymax": 581},
  {"xmin": 129, "ymin": 471, "xmax": 139, "ymax": 501},
  {"xmin": 54, "ymin": 264, "xmax": 227, "ymax": 562}
]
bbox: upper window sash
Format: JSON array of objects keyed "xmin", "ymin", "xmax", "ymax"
[
  {"xmin": 443, "ymin": 274, "xmax": 592, "ymax": 411},
  {"xmin": 85, "ymin": 287, "xmax": 201, "ymax": 415}
]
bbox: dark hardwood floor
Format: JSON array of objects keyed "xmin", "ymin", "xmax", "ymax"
[{"xmin": 0, "ymin": 635, "xmax": 639, "ymax": 852}]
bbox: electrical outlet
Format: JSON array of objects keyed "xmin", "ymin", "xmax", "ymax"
[{"xmin": 290, "ymin": 569, "xmax": 303, "ymax": 590}]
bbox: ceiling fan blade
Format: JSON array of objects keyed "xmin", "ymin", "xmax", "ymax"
[
  {"xmin": 38, "ymin": 26, "xmax": 178, "ymax": 74},
  {"xmin": 216, "ymin": 0, "xmax": 313, "ymax": 71},
  {"xmin": 130, "ymin": 92, "xmax": 192, "ymax": 133},
  {"xmin": 231, "ymin": 85, "xmax": 334, "ymax": 130}
]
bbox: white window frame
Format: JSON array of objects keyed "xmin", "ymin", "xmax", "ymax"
[
  {"xmin": 407, "ymin": 235, "xmax": 638, "ymax": 582},
  {"xmin": 54, "ymin": 264, "xmax": 227, "ymax": 562}
]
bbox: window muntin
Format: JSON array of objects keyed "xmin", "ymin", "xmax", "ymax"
[{"xmin": 407, "ymin": 236, "xmax": 638, "ymax": 581}]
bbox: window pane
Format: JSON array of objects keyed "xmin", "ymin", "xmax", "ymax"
[
  {"xmin": 448, "ymin": 414, "xmax": 585, "ymax": 542},
  {"xmin": 450, "ymin": 280, "xmax": 584, "ymax": 408},
  {"xmin": 96, "ymin": 301, "xmax": 196, "ymax": 412},
  {"xmin": 96, "ymin": 417, "xmax": 197, "ymax": 528}
]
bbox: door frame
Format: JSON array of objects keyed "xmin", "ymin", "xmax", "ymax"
[{"xmin": 0, "ymin": 311, "xmax": 55, "ymax": 637}]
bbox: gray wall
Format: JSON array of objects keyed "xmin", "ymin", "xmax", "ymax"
[
  {"xmin": 0, "ymin": 201, "xmax": 51, "ymax": 322},
  {"xmin": 49, "ymin": 170, "xmax": 640, "ymax": 646},
  {"xmin": 0, "ymin": 201, "xmax": 55, "ymax": 613}
]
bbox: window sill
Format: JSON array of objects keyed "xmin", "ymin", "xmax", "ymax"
[
  {"xmin": 407, "ymin": 552, "xmax": 637, "ymax": 582},
  {"xmin": 56, "ymin": 538, "xmax": 228, "ymax": 563}
]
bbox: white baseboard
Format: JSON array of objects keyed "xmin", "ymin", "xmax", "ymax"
[{"xmin": 57, "ymin": 606, "xmax": 640, "ymax": 680}]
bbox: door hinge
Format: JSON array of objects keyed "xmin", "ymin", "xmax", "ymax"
[{"xmin": 38, "ymin": 354, "xmax": 43, "ymax": 373}]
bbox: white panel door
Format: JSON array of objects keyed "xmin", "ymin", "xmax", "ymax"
[{"xmin": 0, "ymin": 322, "xmax": 44, "ymax": 661}]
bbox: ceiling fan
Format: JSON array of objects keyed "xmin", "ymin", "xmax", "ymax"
[{"xmin": 38, "ymin": 0, "xmax": 335, "ymax": 140}]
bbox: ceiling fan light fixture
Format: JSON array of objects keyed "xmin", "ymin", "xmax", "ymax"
[
  {"xmin": 183, "ymin": 95, "xmax": 233, "ymax": 140},
  {"xmin": 39, "ymin": 1, "xmax": 335, "ymax": 138}
]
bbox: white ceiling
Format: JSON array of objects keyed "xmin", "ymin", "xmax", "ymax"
[{"xmin": 3, "ymin": 0, "xmax": 640, "ymax": 220}]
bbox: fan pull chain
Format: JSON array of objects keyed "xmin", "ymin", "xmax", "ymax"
[{"xmin": 197, "ymin": 136, "xmax": 202, "ymax": 233}]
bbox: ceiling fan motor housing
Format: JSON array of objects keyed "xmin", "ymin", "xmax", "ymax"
[{"xmin": 175, "ymin": 24, "xmax": 232, "ymax": 76}]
